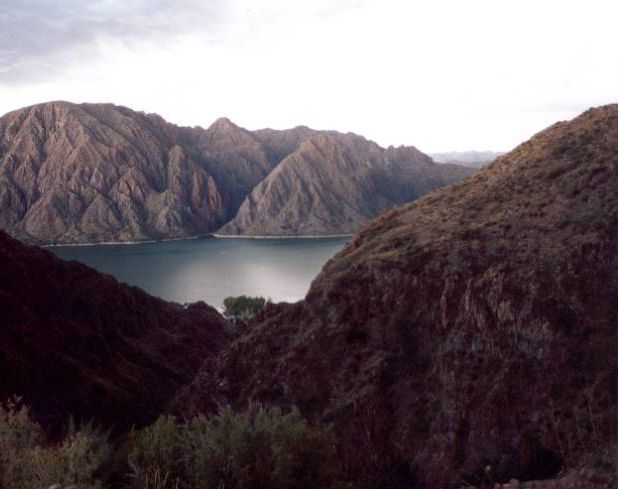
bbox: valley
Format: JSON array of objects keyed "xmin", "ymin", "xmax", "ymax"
[{"xmin": 0, "ymin": 105, "xmax": 616, "ymax": 488}]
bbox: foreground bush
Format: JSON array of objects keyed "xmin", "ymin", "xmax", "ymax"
[
  {"xmin": 0, "ymin": 399, "xmax": 343, "ymax": 489},
  {"xmin": 0, "ymin": 397, "xmax": 111, "ymax": 489},
  {"xmin": 127, "ymin": 405, "xmax": 342, "ymax": 489}
]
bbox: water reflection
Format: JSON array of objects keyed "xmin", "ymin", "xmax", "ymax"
[{"xmin": 49, "ymin": 236, "xmax": 348, "ymax": 308}]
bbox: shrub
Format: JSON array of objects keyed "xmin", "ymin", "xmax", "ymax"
[
  {"xmin": 0, "ymin": 397, "xmax": 111, "ymax": 489},
  {"xmin": 127, "ymin": 405, "xmax": 342, "ymax": 489},
  {"xmin": 0, "ymin": 399, "xmax": 344, "ymax": 489},
  {"xmin": 126, "ymin": 415, "xmax": 184, "ymax": 489}
]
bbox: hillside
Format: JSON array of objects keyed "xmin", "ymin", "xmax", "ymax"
[
  {"xmin": 219, "ymin": 134, "xmax": 472, "ymax": 235},
  {"xmin": 0, "ymin": 101, "xmax": 472, "ymax": 244},
  {"xmin": 0, "ymin": 230, "xmax": 233, "ymax": 431},
  {"xmin": 177, "ymin": 105, "xmax": 618, "ymax": 487}
]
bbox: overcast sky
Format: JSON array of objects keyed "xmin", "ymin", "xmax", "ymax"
[{"xmin": 0, "ymin": 0, "xmax": 616, "ymax": 152}]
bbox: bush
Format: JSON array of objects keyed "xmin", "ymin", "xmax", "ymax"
[
  {"xmin": 0, "ymin": 399, "xmax": 344, "ymax": 489},
  {"xmin": 0, "ymin": 397, "xmax": 111, "ymax": 489},
  {"xmin": 127, "ymin": 405, "xmax": 342, "ymax": 489},
  {"xmin": 223, "ymin": 295, "xmax": 267, "ymax": 322},
  {"xmin": 126, "ymin": 415, "xmax": 183, "ymax": 489}
]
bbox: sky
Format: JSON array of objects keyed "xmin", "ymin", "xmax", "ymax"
[{"xmin": 0, "ymin": 0, "xmax": 617, "ymax": 152}]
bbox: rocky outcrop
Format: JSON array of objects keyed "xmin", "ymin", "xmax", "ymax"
[
  {"xmin": 177, "ymin": 105, "xmax": 618, "ymax": 487},
  {"xmin": 0, "ymin": 101, "xmax": 472, "ymax": 243},
  {"xmin": 0, "ymin": 230, "xmax": 233, "ymax": 432},
  {"xmin": 218, "ymin": 133, "xmax": 472, "ymax": 235},
  {"xmin": 0, "ymin": 102, "xmax": 233, "ymax": 244}
]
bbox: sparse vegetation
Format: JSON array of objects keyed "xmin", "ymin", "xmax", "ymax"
[
  {"xmin": 0, "ymin": 397, "xmax": 112, "ymax": 489},
  {"xmin": 539, "ymin": 373, "xmax": 614, "ymax": 470},
  {"xmin": 0, "ymin": 399, "xmax": 343, "ymax": 489},
  {"xmin": 127, "ymin": 405, "xmax": 341, "ymax": 489}
]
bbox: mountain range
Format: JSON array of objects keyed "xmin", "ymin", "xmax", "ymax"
[
  {"xmin": 0, "ymin": 102, "xmax": 472, "ymax": 244},
  {"xmin": 0, "ymin": 105, "xmax": 615, "ymax": 488},
  {"xmin": 430, "ymin": 150, "xmax": 505, "ymax": 167}
]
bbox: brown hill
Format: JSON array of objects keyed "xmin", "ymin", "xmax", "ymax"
[
  {"xmin": 0, "ymin": 102, "xmax": 472, "ymax": 243},
  {"xmin": 0, "ymin": 230, "xmax": 233, "ymax": 432},
  {"xmin": 176, "ymin": 105, "xmax": 618, "ymax": 487},
  {"xmin": 218, "ymin": 133, "xmax": 472, "ymax": 235}
]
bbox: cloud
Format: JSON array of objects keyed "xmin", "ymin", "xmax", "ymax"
[
  {"xmin": 0, "ymin": 0, "xmax": 615, "ymax": 151},
  {"xmin": 0, "ymin": 0, "xmax": 224, "ymax": 83}
]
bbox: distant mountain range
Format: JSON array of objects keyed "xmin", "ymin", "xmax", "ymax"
[
  {"xmin": 430, "ymin": 150, "xmax": 505, "ymax": 167},
  {"xmin": 221, "ymin": 133, "xmax": 469, "ymax": 236},
  {"xmin": 0, "ymin": 102, "xmax": 473, "ymax": 244}
]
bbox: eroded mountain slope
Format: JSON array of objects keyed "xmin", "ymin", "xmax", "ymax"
[{"xmin": 178, "ymin": 105, "xmax": 618, "ymax": 487}]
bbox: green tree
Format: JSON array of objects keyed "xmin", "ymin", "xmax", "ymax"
[{"xmin": 223, "ymin": 295, "xmax": 266, "ymax": 321}]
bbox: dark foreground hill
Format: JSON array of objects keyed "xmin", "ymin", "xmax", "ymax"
[
  {"xmin": 0, "ymin": 101, "xmax": 472, "ymax": 244},
  {"xmin": 176, "ymin": 105, "xmax": 618, "ymax": 487},
  {"xmin": 0, "ymin": 230, "xmax": 232, "ymax": 431}
]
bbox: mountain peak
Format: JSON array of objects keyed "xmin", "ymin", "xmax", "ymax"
[{"xmin": 209, "ymin": 116, "xmax": 237, "ymax": 129}]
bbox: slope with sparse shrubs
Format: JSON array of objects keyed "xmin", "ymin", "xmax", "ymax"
[{"xmin": 0, "ymin": 398, "xmax": 344, "ymax": 489}]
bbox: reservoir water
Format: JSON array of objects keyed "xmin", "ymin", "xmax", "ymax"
[{"xmin": 49, "ymin": 236, "xmax": 349, "ymax": 308}]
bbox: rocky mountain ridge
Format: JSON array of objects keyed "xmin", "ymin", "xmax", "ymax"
[
  {"xmin": 219, "ymin": 133, "xmax": 470, "ymax": 236},
  {"xmin": 0, "ymin": 101, "xmax": 472, "ymax": 244}
]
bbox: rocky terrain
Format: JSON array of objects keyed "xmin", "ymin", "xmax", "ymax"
[
  {"xmin": 176, "ymin": 105, "xmax": 618, "ymax": 488},
  {"xmin": 0, "ymin": 102, "xmax": 226, "ymax": 244},
  {"xmin": 0, "ymin": 230, "xmax": 233, "ymax": 432},
  {"xmin": 0, "ymin": 101, "xmax": 472, "ymax": 244},
  {"xmin": 219, "ymin": 133, "xmax": 471, "ymax": 236}
]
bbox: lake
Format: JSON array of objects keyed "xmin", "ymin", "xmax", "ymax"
[{"xmin": 49, "ymin": 236, "xmax": 349, "ymax": 308}]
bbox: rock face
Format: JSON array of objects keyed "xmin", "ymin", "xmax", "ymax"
[
  {"xmin": 182, "ymin": 117, "xmax": 279, "ymax": 213},
  {"xmin": 0, "ymin": 230, "xmax": 233, "ymax": 432},
  {"xmin": 0, "ymin": 102, "xmax": 232, "ymax": 244},
  {"xmin": 177, "ymin": 106, "xmax": 618, "ymax": 487},
  {"xmin": 0, "ymin": 101, "xmax": 472, "ymax": 243},
  {"xmin": 219, "ymin": 133, "xmax": 472, "ymax": 235}
]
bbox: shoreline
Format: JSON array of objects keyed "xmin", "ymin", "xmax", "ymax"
[
  {"xmin": 43, "ymin": 233, "xmax": 352, "ymax": 248},
  {"xmin": 212, "ymin": 233, "xmax": 353, "ymax": 240},
  {"xmin": 43, "ymin": 233, "xmax": 213, "ymax": 248}
]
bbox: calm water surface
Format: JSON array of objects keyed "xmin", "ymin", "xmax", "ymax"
[{"xmin": 49, "ymin": 237, "xmax": 348, "ymax": 308}]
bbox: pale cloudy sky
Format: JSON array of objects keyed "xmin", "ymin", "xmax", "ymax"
[{"xmin": 0, "ymin": 0, "xmax": 616, "ymax": 152}]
